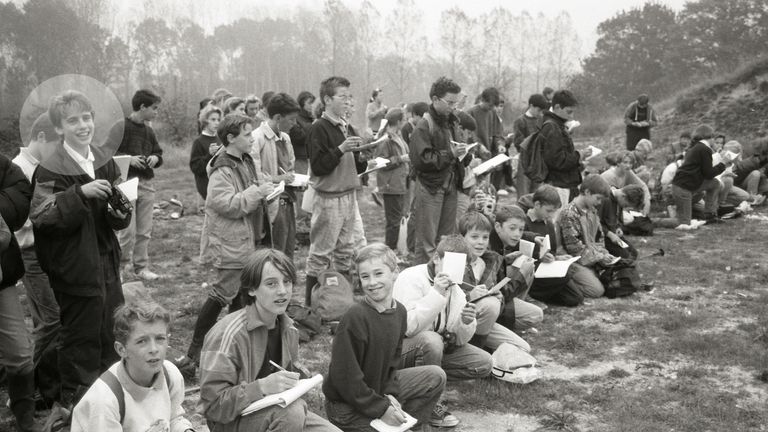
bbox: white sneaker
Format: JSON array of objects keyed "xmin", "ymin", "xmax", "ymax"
[
  {"xmin": 497, "ymin": 189, "xmax": 509, "ymax": 196},
  {"xmin": 690, "ymin": 219, "xmax": 707, "ymax": 228},
  {"xmin": 137, "ymin": 268, "xmax": 161, "ymax": 281},
  {"xmin": 675, "ymin": 224, "xmax": 693, "ymax": 231}
]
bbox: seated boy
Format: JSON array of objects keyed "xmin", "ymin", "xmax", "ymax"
[
  {"xmin": 632, "ymin": 139, "xmax": 653, "ymax": 186},
  {"xmin": 725, "ymin": 140, "xmax": 768, "ymax": 206},
  {"xmin": 458, "ymin": 211, "xmax": 531, "ymax": 352},
  {"xmin": 392, "ymin": 236, "xmax": 493, "ymax": 383},
  {"xmin": 557, "ymin": 175, "xmax": 618, "ymax": 286},
  {"xmin": 72, "ymin": 302, "xmax": 194, "ymax": 432},
  {"xmin": 600, "ymin": 184, "xmax": 645, "ymax": 259},
  {"xmin": 324, "ymin": 244, "xmax": 449, "ymax": 431},
  {"xmin": 199, "ymin": 249, "xmax": 338, "ymax": 432}
]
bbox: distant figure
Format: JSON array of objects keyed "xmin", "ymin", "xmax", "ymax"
[
  {"xmin": 542, "ymin": 87, "xmax": 554, "ymax": 105},
  {"xmin": 623, "ymin": 94, "xmax": 658, "ymax": 151},
  {"xmin": 366, "ymin": 88, "xmax": 387, "ymax": 135}
]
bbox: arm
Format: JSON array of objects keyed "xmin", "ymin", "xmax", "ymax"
[
  {"xmin": 308, "ymin": 125, "xmax": 344, "ymax": 177},
  {"xmin": 648, "ymin": 106, "xmax": 658, "ymax": 127},
  {"xmin": 29, "ymin": 178, "xmax": 89, "ymax": 235},
  {"xmin": 70, "ymin": 382, "xmax": 122, "ymax": 432},
  {"xmin": 392, "ymin": 271, "xmax": 446, "ymax": 337},
  {"xmin": 167, "ymin": 363, "xmax": 195, "ymax": 432},
  {"xmin": 626, "ymin": 170, "xmax": 651, "ymax": 214},
  {"xmin": 623, "ymin": 102, "xmax": 636, "ymax": 126},
  {"xmin": 148, "ymin": 128, "xmax": 164, "ymax": 168},
  {"xmin": 450, "ymin": 291, "xmax": 477, "ymax": 347},
  {"xmin": 198, "ymin": 350, "xmax": 267, "ymax": 424},
  {"xmin": 539, "ymin": 124, "xmax": 581, "ymax": 171},
  {"xmin": 206, "ymin": 169, "xmax": 267, "ymax": 219},
  {"xmin": 189, "ymin": 139, "xmax": 212, "ymax": 177},
  {"xmin": 409, "ymin": 122, "xmax": 456, "ymax": 174},
  {"xmin": 0, "ymin": 160, "xmax": 31, "ymax": 231},
  {"xmin": 698, "ymin": 147, "xmax": 726, "ymax": 179}
]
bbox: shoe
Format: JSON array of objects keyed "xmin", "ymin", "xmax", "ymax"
[
  {"xmin": 524, "ymin": 296, "xmax": 548, "ymax": 311},
  {"xmin": 751, "ymin": 195, "xmax": 766, "ymax": 206},
  {"xmin": 430, "ymin": 403, "xmax": 460, "ymax": 428},
  {"xmin": 704, "ymin": 215, "xmax": 724, "ymax": 225},
  {"xmin": 137, "ymin": 268, "xmax": 161, "ymax": 281},
  {"xmin": 497, "ymin": 189, "xmax": 509, "ymax": 196},
  {"xmin": 690, "ymin": 219, "xmax": 707, "ymax": 228}
]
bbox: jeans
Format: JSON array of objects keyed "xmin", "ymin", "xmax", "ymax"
[
  {"xmin": 567, "ymin": 263, "xmax": 605, "ymax": 298},
  {"xmin": 209, "ymin": 268, "xmax": 243, "ymax": 306},
  {"xmin": 672, "ymin": 180, "xmax": 721, "ymax": 225},
  {"xmin": 325, "ymin": 366, "xmax": 445, "ymax": 431},
  {"xmin": 513, "ymin": 298, "xmax": 544, "ymax": 330},
  {"xmin": 118, "ymin": 178, "xmax": 156, "ymax": 271},
  {"xmin": 401, "ymin": 331, "xmax": 492, "ymax": 381},
  {"xmin": 20, "ymin": 247, "xmax": 60, "ymax": 365},
  {"xmin": 382, "ymin": 194, "xmax": 405, "ymax": 251},
  {"xmin": 742, "ymin": 170, "xmax": 768, "ymax": 195},
  {"xmin": 272, "ymin": 197, "xmax": 297, "ymax": 259},
  {"xmin": 0, "ymin": 287, "xmax": 34, "ymax": 376},
  {"xmin": 306, "ymin": 192, "xmax": 366, "ymax": 277},
  {"xmin": 212, "ymin": 398, "xmax": 340, "ymax": 432},
  {"xmin": 414, "ymin": 182, "xmax": 457, "ymax": 264}
]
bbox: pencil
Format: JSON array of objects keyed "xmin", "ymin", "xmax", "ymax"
[{"xmin": 269, "ymin": 360, "xmax": 286, "ymax": 371}]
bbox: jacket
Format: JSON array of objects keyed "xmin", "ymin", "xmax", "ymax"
[
  {"xmin": 539, "ymin": 111, "xmax": 583, "ymax": 188},
  {"xmin": 204, "ymin": 151, "xmax": 270, "ymax": 269},
  {"xmin": 557, "ymin": 201, "xmax": 612, "ymax": 268},
  {"xmin": 374, "ymin": 133, "xmax": 409, "ymax": 195},
  {"xmin": 251, "ymin": 122, "xmax": 296, "ymax": 222},
  {"xmin": 0, "ymin": 155, "xmax": 31, "ymax": 290},
  {"xmin": 288, "ymin": 110, "xmax": 314, "ymax": 160},
  {"xmin": 31, "ymin": 144, "xmax": 129, "ymax": 296},
  {"xmin": 623, "ymin": 101, "xmax": 658, "ymax": 128},
  {"xmin": 409, "ymin": 106, "xmax": 466, "ymax": 194},
  {"xmin": 732, "ymin": 155, "xmax": 768, "ymax": 186},
  {"xmin": 198, "ymin": 305, "xmax": 300, "ymax": 430},
  {"xmin": 672, "ymin": 141, "xmax": 725, "ymax": 191}
]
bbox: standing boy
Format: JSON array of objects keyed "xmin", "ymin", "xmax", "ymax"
[
  {"xmin": 513, "ymin": 94, "xmax": 549, "ymax": 195},
  {"xmin": 113, "ymin": 89, "xmax": 164, "ymax": 281},
  {"xmin": 324, "ymin": 243, "xmax": 448, "ymax": 431}
]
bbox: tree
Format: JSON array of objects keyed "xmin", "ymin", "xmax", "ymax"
[
  {"xmin": 547, "ymin": 11, "xmax": 580, "ymax": 88},
  {"xmin": 384, "ymin": 0, "xmax": 422, "ymax": 102},
  {"xmin": 439, "ymin": 7, "xmax": 473, "ymax": 79}
]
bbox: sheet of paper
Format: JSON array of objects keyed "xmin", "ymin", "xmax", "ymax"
[
  {"xmin": 472, "ymin": 154, "xmax": 511, "ymax": 176},
  {"xmin": 585, "ymin": 145, "xmax": 603, "ymax": 161},
  {"xmin": 519, "ymin": 239, "xmax": 535, "ymax": 259},
  {"xmin": 712, "ymin": 152, "xmax": 723, "ymax": 166},
  {"xmin": 113, "ymin": 155, "xmax": 132, "ymax": 182},
  {"xmin": 289, "ymin": 173, "xmax": 310, "ymax": 188},
  {"xmin": 370, "ymin": 411, "xmax": 417, "ymax": 432},
  {"xmin": 627, "ymin": 210, "xmax": 644, "ymax": 218},
  {"xmin": 453, "ymin": 141, "xmax": 478, "ymax": 161},
  {"xmin": 377, "ymin": 119, "xmax": 388, "ymax": 136},
  {"xmin": 540, "ymin": 235, "xmax": 551, "ymax": 258},
  {"xmin": 617, "ymin": 238, "xmax": 629, "ymax": 249},
  {"xmin": 266, "ymin": 181, "xmax": 285, "ymax": 201},
  {"xmin": 534, "ymin": 256, "xmax": 580, "ymax": 279},
  {"xmin": 358, "ymin": 157, "xmax": 391, "ymax": 176},
  {"xmin": 442, "ymin": 252, "xmax": 466, "ymax": 285},
  {"xmin": 116, "ymin": 177, "xmax": 138, "ymax": 201},
  {"xmin": 242, "ymin": 375, "xmax": 324, "ymax": 416},
  {"xmin": 724, "ymin": 150, "xmax": 739, "ymax": 162}
]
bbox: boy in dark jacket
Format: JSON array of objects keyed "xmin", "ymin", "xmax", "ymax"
[{"xmin": 31, "ymin": 90, "xmax": 131, "ymax": 413}]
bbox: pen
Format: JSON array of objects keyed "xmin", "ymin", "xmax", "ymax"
[
  {"xmin": 279, "ymin": 167, "xmax": 287, "ymax": 174},
  {"xmin": 269, "ymin": 360, "xmax": 286, "ymax": 371}
]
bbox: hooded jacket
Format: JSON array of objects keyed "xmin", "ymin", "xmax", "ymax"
[{"xmin": 539, "ymin": 110, "xmax": 583, "ymax": 188}]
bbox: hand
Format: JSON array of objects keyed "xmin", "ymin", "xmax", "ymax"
[
  {"xmin": 146, "ymin": 155, "xmax": 159, "ymax": 168},
  {"xmin": 250, "ymin": 182, "xmax": 275, "ymax": 198},
  {"xmin": 381, "ymin": 405, "xmax": 407, "ymax": 426},
  {"xmin": 108, "ymin": 207, "xmax": 127, "ymax": 219},
  {"xmin": 280, "ymin": 173, "xmax": 295, "ymax": 184},
  {"xmin": 400, "ymin": 154, "xmax": 410, "ymax": 163},
  {"xmin": 469, "ymin": 158, "xmax": 482, "ymax": 168},
  {"xmin": 209, "ymin": 143, "xmax": 221, "ymax": 155},
  {"xmin": 498, "ymin": 145, "xmax": 506, "ymax": 154},
  {"xmin": 505, "ymin": 250, "xmax": 524, "ymax": 262},
  {"xmin": 433, "ymin": 273, "xmax": 452, "ymax": 296},
  {"xmin": 338, "ymin": 136, "xmax": 363, "ymax": 153},
  {"xmin": 469, "ymin": 284, "xmax": 489, "ymax": 301},
  {"xmin": 144, "ymin": 419, "xmax": 169, "ymax": 432},
  {"xmin": 616, "ymin": 228, "xmax": 624, "ymax": 237},
  {"xmin": 541, "ymin": 253, "xmax": 555, "ymax": 263},
  {"xmin": 461, "ymin": 302, "xmax": 477, "ymax": 325},
  {"xmin": 580, "ymin": 147, "xmax": 593, "ymax": 160},
  {"xmin": 556, "ymin": 254, "xmax": 573, "ymax": 260},
  {"xmin": 258, "ymin": 370, "xmax": 300, "ymax": 395},
  {"xmin": 452, "ymin": 142, "xmax": 468, "ymax": 159},
  {"xmin": 129, "ymin": 155, "xmax": 147, "ymax": 169},
  {"xmin": 81, "ymin": 179, "xmax": 112, "ymax": 200}
]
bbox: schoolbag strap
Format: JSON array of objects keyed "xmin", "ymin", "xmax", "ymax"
[
  {"xmin": 100, "ymin": 370, "xmax": 125, "ymax": 424},
  {"xmin": 423, "ymin": 112, "xmax": 436, "ymax": 135}
]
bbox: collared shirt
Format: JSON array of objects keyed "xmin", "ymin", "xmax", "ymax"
[
  {"xmin": 470, "ymin": 257, "xmax": 486, "ymax": 281},
  {"xmin": 321, "ymin": 111, "xmax": 348, "ymax": 137},
  {"xmin": 363, "ymin": 295, "xmax": 397, "ymax": 314},
  {"xmin": 63, "ymin": 141, "xmax": 95, "ymax": 178},
  {"xmin": 527, "ymin": 208, "xmax": 543, "ymax": 223}
]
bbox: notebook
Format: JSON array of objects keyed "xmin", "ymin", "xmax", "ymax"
[{"xmin": 241, "ymin": 374, "xmax": 323, "ymax": 416}]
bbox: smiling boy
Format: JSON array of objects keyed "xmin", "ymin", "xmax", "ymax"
[
  {"xmin": 199, "ymin": 249, "xmax": 339, "ymax": 432},
  {"xmin": 71, "ymin": 302, "xmax": 194, "ymax": 432},
  {"xmin": 324, "ymin": 243, "xmax": 447, "ymax": 431}
]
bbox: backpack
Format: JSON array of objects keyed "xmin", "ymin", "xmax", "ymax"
[
  {"xmin": 310, "ymin": 270, "xmax": 355, "ymax": 321},
  {"xmin": 598, "ymin": 259, "xmax": 640, "ymax": 298},
  {"xmin": 99, "ymin": 364, "xmax": 171, "ymax": 424},
  {"xmin": 519, "ymin": 129, "xmax": 548, "ymax": 183}
]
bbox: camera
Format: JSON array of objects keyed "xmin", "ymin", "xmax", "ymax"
[{"xmin": 108, "ymin": 187, "xmax": 133, "ymax": 215}]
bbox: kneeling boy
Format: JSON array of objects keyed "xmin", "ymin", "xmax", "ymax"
[{"xmin": 72, "ymin": 302, "xmax": 194, "ymax": 432}]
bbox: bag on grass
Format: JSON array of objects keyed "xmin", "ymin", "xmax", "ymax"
[
  {"xmin": 311, "ymin": 270, "xmax": 354, "ymax": 321},
  {"xmin": 286, "ymin": 304, "xmax": 323, "ymax": 342},
  {"xmin": 491, "ymin": 342, "xmax": 541, "ymax": 384},
  {"xmin": 599, "ymin": 259, "xmax": 640, "ymax": 298},
  {"xmin": 622, "ymin": 215, "xmax": 654, "ymax": 236}
]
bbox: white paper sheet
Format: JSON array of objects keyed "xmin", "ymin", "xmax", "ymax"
[
  {"xmin": 370, "ymin": 411, "xmax": 417, "ymax": 432},
  {"xmin": 266, "ymin": 181, "xmax": 285, "ymax": 201},
  {"xmin": 584, "ymin": 145, "xmax": 603, "ymax": 161},
  {"xmin": 453, "ymin": 141, "xmax": 478, "ymax": 161},
  {"xmin": 113, "ymin": 155, "xmax": 132, "ymax": 182},
  {"xmin": 519, "ymin": 239, "xmax": 535, "ymax": 259},
  {"xmin": 242, "ymin": 375, "xmax": 323, "ymax": 416},
  {"xmin": 540, "ymin": 235, "xmax": 551, "ymax": 258},
  {"xmin": 442, "ymin": 252, "xmax": 466, "ymax": 285},
  {"xmin": 116, "ymin": 177, "xmax": 138, "ymax": 201},
  {"xmin": 472, "ymin": 154, "xmax": 511, "ymax": 176},
  {"xmin": 534, "ymin": 256, "xmax": 580, "ymax": 279},
  {"xmin": 358, "ymin": 157, "xmax": 391, "ymax": 176},
  {"xmin": 289, "ymin": 173, "xmax": 310, "ymax": 188}
]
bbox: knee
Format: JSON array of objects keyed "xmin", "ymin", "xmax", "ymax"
[
  {"xmin": 475, "ymin": 297, "xmax": 501, "ymax": 322},
  {"xmin": 413, "ymin": 331, "xmax": 444, "ymax": 364},
  {"xmin": 272, "ymin": 399, "xmax": 308, "ymax": 427},
  {"xmin": 424, "ymin": 365, "xmax": 447, "ymax": 393}
]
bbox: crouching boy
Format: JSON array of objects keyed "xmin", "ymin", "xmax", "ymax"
[
  {"xmin": 72, "ymin": 302, "xmax": 194, "ymax": 432},
  {"xmin": 324, "ymin": 244, "xmax": 447, "ymax": 431},
  {"xmin": 199, "ymin": 249, "xmax": 338, "ymax": 432}
]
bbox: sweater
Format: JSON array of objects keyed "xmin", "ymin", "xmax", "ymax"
[
  {"xmin": 307, "ymin": 116, "xmax": 366, "ymax": 197},
  {"xmin": 557, "ymin": 201, "xmax": 611, "ymax": 267},
  {"xmin": 288, "ymin": 110, "xmax": 314, "ymax": 160},
  {"xmin": 114, "ymin": 117, "xmax": 164, "ymax": 180},
  {"xmin": 467, "ymin": 104, "xmax": 503, "ymax": 156},
  {"xmin": 71, "ymin": 360, "xmax": 192, "ymax": 432},
  {"xmin": 374, "ymin": 133, "xmax": 409, "ymax": 195},
  {"xmin": 366, "ymin": 102, "xmax": 387, "ymax": 132},
  {"xmin": 189, "ymin": 133, "xmax": 218, "ymax": 199},
  {"xmin": 409, "ymin": 106, "xmax": 465, "ymax": 193},
  {"xmin": 0, "ymin": 154, "xmax": 30, "ymax": 290},
  {"xmin": 323, "ymin": 301, "xmax": 406, "ymax": 419},
  {"xmin": 672, "ymin": 141, "xmax": 726, "ymax": 191}
]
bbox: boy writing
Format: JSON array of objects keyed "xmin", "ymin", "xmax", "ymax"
[
  {"xmin": 72, "ymin": 302, "xmax": 194, "ymax": 432},
  {"xmin": 199, "ymin": 249, "xmax": 338, "ymax": 432},
  {"xmin": 324, "ymin": 243, "xmax": 448, "ymax": 431},
  {"xmin": 600, "ymin": 184, "xmax": 645, "ymax": 259}
]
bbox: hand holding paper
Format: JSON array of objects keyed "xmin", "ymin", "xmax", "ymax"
[
  {"xmin": 441, "ymin": 252, "xmax": 466, "ymax": 285},
  {"xmin": 116, "ymin": 177, "xmax": 139, "ymax": 201}
]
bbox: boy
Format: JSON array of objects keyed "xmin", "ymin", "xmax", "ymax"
[
  {"xmin": 600, "ymin": 184, "xmax": 645, "ymax": 259},
  {"xmin": 113, "ymin": 89, "xmax": 164, "ymax": 281},
  {"xmin": 252, "ymin": 93, "xmax": 302, "ymax": 259},
  {"xmin": 557, "ymin": 174, "xmax": 618, "ymax": 286},
  {"xmin": 725, "ymin": 140, "xmax": 768, "ymax": 205},
  {"xmin": 402, "ymin": 102, "xmax": 428, "ymax": 145},
  {"xmin": 32, "ymin": 90, "xmax": 131, "ymax": 413},
  {"xmin": 458, "ymin": 212, "xmax": 532, "ymax": 352},
  {"xmin": 512, "ymin": 94, "xmax": 549, "ymax": 196},
  {"xmin": 324, "ymin": 244, "xmax": 448, "ymax": 431},
  {"xmin": 670, "ymin": 132, "xmax": 692, "ymax": 162},
  {"xmin": 631, "ymin": 139, "xmax": 653, "ymax": 186},
  {"xmin": 199, "ymin": 249, "xmax": 338, "ymax": 432},
  {"xmin": 393, "ymin": 235, "xmax": 493, "ymax": 384},
  {"xmin": 180, "ymin": 114, "xmax": 275, "ymax": 373},
  {"xmin": 305, "ymin": 77, "xmax": 368, "ymax": 305},
  {"xmin": 72, "ymin": 302, "xmax": 194, "ymax": 432}
]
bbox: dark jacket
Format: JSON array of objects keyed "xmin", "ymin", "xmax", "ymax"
[
  {"xmin": 31, "ymin": 144, "xmax": 131, "ymax": 296},
  {"xmin": 672, "ymin": 141, "xmax": 725, "ymax": 191},
  {"xmin": 409, "ymin": 105, "xmax": 467, "ymax": 194},
  {"xmin": 0, "ymin": 155, "xmax": 31, "ymax": 290},
  {"xmin": 113, "ymin": 117, "xmax": 164, "ymax": 180},
  {"xmin": 374, "ymin": 134, "xmax": 409, "ymax": 195},
  {"xmin": 512, "ymin": 113, "xmax": 540, "ymax": 152},
  {"xmin": 189, "ymin": 133, "xmax": 219, "ymax": 199},
  {"xmin": 539, "ymin": 111, "xmax": 583, "ymax": 188},
  {"xmin": 732, "ymin": 155, "xmax": 768, "ymax": 186},
  {"xmin": 288, "ymin": 110, "xmax": 314, "ymax": 160}
]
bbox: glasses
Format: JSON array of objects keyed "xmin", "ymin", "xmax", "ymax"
[
  {"xmin": 334, "ymin": 94, "xmax": 353, "ymax": 101},
  {"xmin": 438, "ymin": 97, "xmax": 459, "ymax": 108}
]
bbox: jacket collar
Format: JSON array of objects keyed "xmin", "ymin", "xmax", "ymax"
[
  {"xmin": 543, "ymin": 110, "xmax": 567, "ymax": 126},
  {"xmin": 245, "ymin": 303, "xmax": 294, "ymax": 332}
]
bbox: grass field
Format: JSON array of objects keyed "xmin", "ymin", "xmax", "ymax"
[{"xmin": 2, "ymin": 142, "xmax": 767, "ymax": 431}]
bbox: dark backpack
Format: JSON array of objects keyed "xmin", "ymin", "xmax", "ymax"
[
  {"xmin": 310, "ymin": 270, "xmax": 355, "ymax": 321},
  {"xmin": 622, "ymin": 215, "xmax": 654, "ymax": 236},
  {"xmin": 519, "ymin": 129, "xmax": 548, "ymax": 183},
  {"xmin": 100, "ymin": 364, "xmax": 171, "ymax": 424},
  {"xmin": 599, "ymin": 260, "xmax": 640, "ymax": 298}
]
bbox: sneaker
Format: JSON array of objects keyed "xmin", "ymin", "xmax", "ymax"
[
  {"xmin": 430, "ymin": 403, "xmax": 460, "ymax": 428},
  {"xmin": 497, "ymin": 189, "xmax": 509, "ymax": 196},
  {"xmin": 675, "ymin": 223, "xmax": 694, "ymax": 231},
  {"xmin": 137, "ymin": 268, "xmax": 161, "ymax": 281},
  {"xmin": 690, "ymin": 219, "xmax": 707, "ymax": 228},
  {"xmin": 751, "ymin": 195, "xmax": 766, "ymax": 206}
]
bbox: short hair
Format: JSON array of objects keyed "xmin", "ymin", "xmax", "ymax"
[
  {"xmin": 131, "ymin": 89, "xmax": 161, "ymax": 111},
  {"xmin": 433, "ymin": 234, "xmax": 471, "ymax": 260},
  {"xmin": 113, "ymin": 301, "xmax": 171, "ymax": 345},
  {"xmin": 297, "ymin": 91, "xmax": 315, "ymax": 109},
  {"xmin": 679, "ymin": 131, "xmax": 692, "ymax": 139},
  {"xmin": 724, "ymin": 140, "xmax": 742, "ymax": 154},
  {"xmin": 217, "ymin": 113, "xmax": 254, "ymax": 146},
  {"xmin": 212, "ymin": 88, "xmax": 232, "ymax": 106},
  {"xmin": 494, "ymin": 204, "xmax": 526, "ymax": 225},
  {"xmin": 528, "ymin": 94, "xmax": 549, "ymax": 109},
  {"xmin": 480, "ymin": 87, "xmax": 501, "ymax": 106},
  {"xmin": 199, "ymin": 97, "xmax": 213, "ymax": 110},
  {"xmin": 620, "ymin": 184, "xmax": 645, "ymax": 208},
  {"xmin": 354, "ymin": 243, "xmax": 397, "ymax": 273},
  {"xmin": 542, "ymin": 87, "xmax": 555, "ymax": 97},
  {"xmin": 370, "ymin": 88, "xmax": 381, "ymax": 102},
  {"xmin": 198, "ymin": 104, "xmax": 222, "ymax": 128},
  {"xmin": 551, "ymin": 90, "xmax": 578, "ymax": 109},
  {"xmin": 458, "ymin": 211, "xmax": 492, "ymax": 235},
  {"xmin": 266, "ymin": 93, "xmax": 301, "ymax": 118},
  {"xmin": 223, "ymin": 96, "xmax": 245, "ymax": 115},
  {"xmin": 692, "ymin": 124, "xmax": 715, "ymax": 141},
  {"xmin": 532, "ymin": 184, "xmax": 562, "ymax": 208},
  {"xmin": 48, "ymin": 90, "xmax": 93, "ymax": 128},
  {"xmin": 240, "ymin": 249, "xmax": 297, "ymax": 305},
  {"xmin": 714, "ymin": 132, "xmax": 726, "ymax": 141},
  {"xmin": 404, "ymin": 103, "xmax": 414, "ymax": 114},
  {"xmin": 29, "ymin": 112, "xmax": 58, "ymax": 143},
  {"xmin": 261, "ymin": 91, "xmax": 276, "ymax": 107},
  {"xmin": 579, "ymin": 174, "xmax": 612, "ymax": 197},
  {"xmin": 429, "ymin": 76, "xmax": 461, "ymax": 100},
  {"xmin": 245, "ymin": 94, "xmax": 261, "ymax": 106},
  {"xmin": 637, "ymin": 94, "xmax": 649, "ymax": 105},
  {"xmin": 636, "ymin": 139, "xmax": 653, "ymax": 153},
  {"xmin": 605, "ymin": 150, "xmax": 630, "ymax": 166},
  {"xmin": 319, "ymin": 76, "xmax": 351, "ymax": 105},
  {"xmin": 385, "ymin": 108, "xmax": 404, "ymax": 126},
  {"xmin": 412, "ymin": 102, "xmax": 429, "ymax": 117}
]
